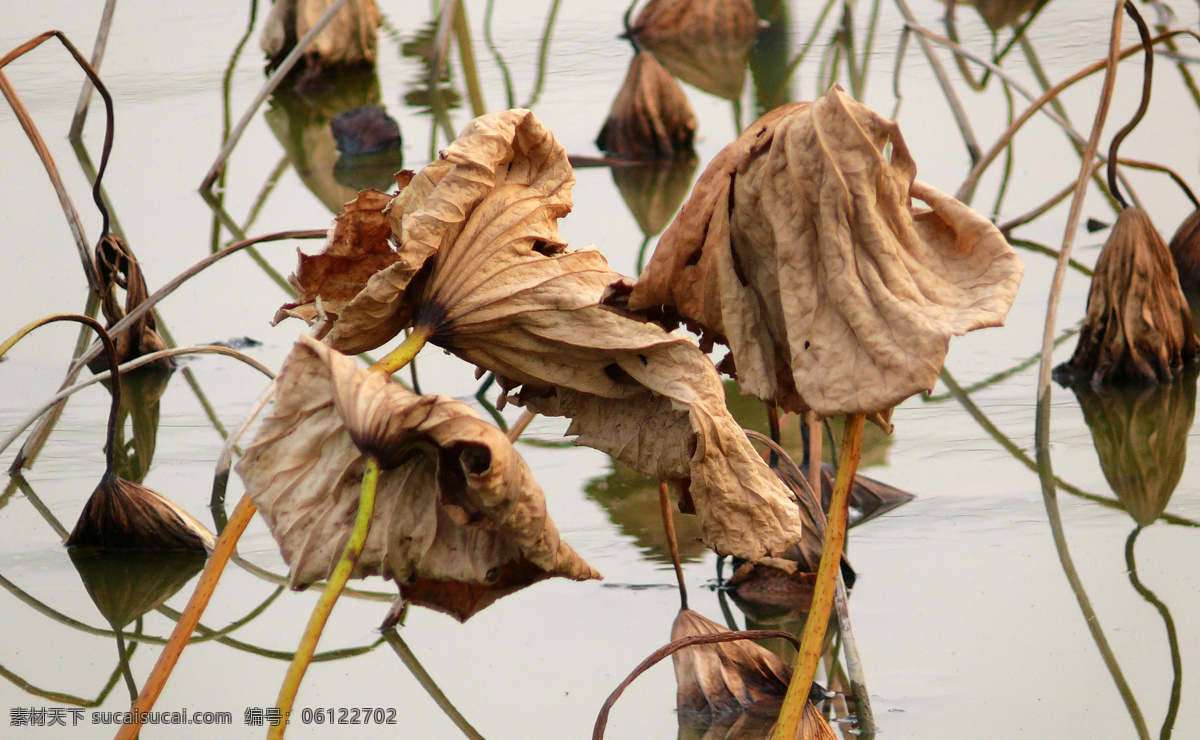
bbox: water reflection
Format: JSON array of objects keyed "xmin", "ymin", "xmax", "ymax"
[
  {"xmin": 265, "ymin": 66, "xmax": 402, "ymax": 213},
  {"xmin": 1067, "ymin": 368, "xmax": 1197, "ymax": 527},
  {"xmin": 628, "ymin": 0, "xmax": 761, "ymax": 102},
  {"xmin": 107, "ymin": 367, "xmax": 173, "ymax": 485},
  {"xmin": 585, "ymin": 461, "xmax": 708, "ymax": 564}
]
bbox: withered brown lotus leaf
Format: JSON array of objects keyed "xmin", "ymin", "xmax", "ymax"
[
  {"xmin": 596, "ymin": 50, "xmax": 697, "ymax": 161},
  {"xmin": 672, "ymin": 608, "xmax": 791, "ymax": 717},
  {"xmin": 629, "ymin": 87, "xmax": 1024, "ymax": 417},
  {"xmin": 1169, "ymin": 208, "xmax": 1200, "ymax": 298},
  {"xmin": 236, "ymin": 335, "xmax": 598, "ymax": 621},
  {"xmin": 261, "ymin": 0, "xmax": 382, "ymax": 68},
  {"xmin": 66, "ymin": 473, "xmax": 215, "ymax": 553},
  {"xmin": 87, "ymin": 235, "xmax": 170, "ymax": 374},
  {"xmin": 275, "ymin": 188, "xmax": 400, "ymax": 326},
  {"xmin": 275, "ymin": 109, "xmax": 804, "ymax": 560},
  {"xmin": 631, "ymin": 0, "xmax": 760, "ymax": 101},
  {"xmin": 1067, "ymin": 368, "xmax": 1196, "ymax": 527},
  {"xmin": 1056, "ymin": 208, "xmax": 1198, "ymax": 385}
]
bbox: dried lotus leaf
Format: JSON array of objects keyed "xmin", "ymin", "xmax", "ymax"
[
  {"xmin": 274, "ymin": 188, "xmax": 400, "ymax": 327},
  {"xmin": 261, "ymin": 0, "xmax": 382, "ymax": 68},
  {"xmin": 596, "ymin": 50, "xmax": 697, "ymax": 161},
  {"xmin": 273, "ymin": 109, "xmax": 806, "ymax": 562},
  {"xmin": 1056, "ymin": 208, "xmax": 1198, "ymax": 385},
  {"xmin": 629, "ymin": 87, "xmax": 1023, "ymax": 417},
  {"xmin": 672, "ymin": 608, "xmax": 791, "ymax": 717},
  {"xmin": 236, "ymin": 335, "xmax": 598, "ymax": 621}
]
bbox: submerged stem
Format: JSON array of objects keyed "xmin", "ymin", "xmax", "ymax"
[
  {"xmin": 271, "ymin": 457, "xmax": 380, "ymax": 740},
  {"xmin": 771, "ymin": 412, "xmax": 865, "ymax": 740}
]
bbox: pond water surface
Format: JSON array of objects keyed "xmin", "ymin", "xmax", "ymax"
[{"xmin": 3, "ymin": 1, "xmax": 1200, "ymax": 738}]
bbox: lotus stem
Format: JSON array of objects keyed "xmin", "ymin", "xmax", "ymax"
[
  {"xmin": 384, "ymin": 629, "xmax": 487, "ymax": 740},
  {"xmin": 657, "ymin": 481, "xmax": 687, "ymax": 611},
  {"xmin": 199, "ymin": 0, "xmax": 350, "ymax": 191},
  {"xmin": 116, "ymin": 494, "xmax": 258, "ymax": 740},
  {"xmin": 771, "ymin": 412, "xmax": 865, "ymax": 740},
  {"xmin": 370, "ymin": 329, "xmax": 431, "ymax": 376},
  {"xmin": 271, "ymin": 457, "xmax": 380, "ymax": 740},
  {"xmin": 452, "ymin": 1, "xmax": 486, "ymax": 118},
  {"xmin": 0, "ymin": 314, "xmax": 120, "ymax": 471},
  {"xmin": 594, "ymin": 630, "xmax": 802, "ymax": 740},
  {"xmin": 1035, "ymin": 0, "xmax": 1126, "ymax": 412},
  {"xmin": 1105, "ymin": 1, "xmax": 1154, "ymax": 210},
  {"xmin": 506, "ymin": 410, "xmax": 536, "ymax": 442}
]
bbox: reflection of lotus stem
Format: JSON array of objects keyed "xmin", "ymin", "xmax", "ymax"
[
  {"xmin": 384, "ymin": 629, "xmax": 487, "ymax": 740},
  {"xmin": 1125, "ymin": 527, "xmax": 1182, "ymax": 738},
  {"xmin": 371, "ymin": 329, "xmax": 431, "ymax": 375},
  {"xmin": 1034, "ymin": 393, "xmax": 1149, "ymax": 740},
  {"xmin": 271, "ymin": 457, "xmax": 380, "ymax": 739},
  {"xmin": 117, "ymin": 494, "xmax": 258, "ymax": 740},
  {"xmin": 772, "ymin": 412, "xmax": 864, "ymax": 740}
]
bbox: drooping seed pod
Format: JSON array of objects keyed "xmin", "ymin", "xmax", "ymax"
[
  {"xmin": 1055, "ymin": 207, "xmax": 1199, "ymax": 385},
  {"xmin": 1168, "ymin": 208, "xmax": 1200, "ymax": 297},
  {"xmin": 596, "ymin": 50, "xmax": 697, "ymax": 161}
]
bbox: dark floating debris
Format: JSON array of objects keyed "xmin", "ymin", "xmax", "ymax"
[{"xmin": 331, "ymin": 105, "xmax": 401, "ymax": 156}]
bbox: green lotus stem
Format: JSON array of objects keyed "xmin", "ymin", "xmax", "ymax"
[
  {"xmin": 772, "ymin": 412, "xmax": 865, "ymax": 740},
  {"xmin": 270, "ymin": 456, "xmax": 379, "ymax": 740},
  {"xmin": 370, "ymin": 329, "xmax": 430, "ymax": 376}
]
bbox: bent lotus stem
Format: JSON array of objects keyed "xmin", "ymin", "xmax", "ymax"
[
  {"xmin": 270, "ymin": 456, "xmax": 380, "ymax": 740},
  {"xmin": 772, "ymin": 412, "xmax": 865, "ymax": 740},
  {"xmin": 370, "ymin": 329, "xmax": 431, "ymax": 376},
  {"xmin": 116, "ymin": 494, "xmax": 258, "ymax": 740}
]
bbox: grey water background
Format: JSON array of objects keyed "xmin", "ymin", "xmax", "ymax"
[{"xmin": 2, "ymin": 1, "xmax": 1200, "ymax": 737}]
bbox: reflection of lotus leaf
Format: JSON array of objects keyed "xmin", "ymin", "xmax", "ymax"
[
  {"xmin": 266, "ymin": 67, "xmax": 396, "ymax": 213},
  {"xmin": 1068, "ymin": 368, "xmax": 1197, "ymax": 527},
  {"xmin": 610, "ymin": 159, "xmax": 698, "ymax": 239},
  {"xmin": 70, "ymin": 550, "xmax": 205, "ymax": 629},
  {"xmin": 584, "ymin": 462, "xmax": 707, "ymax": 564},
  {"xmin": 631, "ymin": 0, "xmax": 760, "ymax": 101}
]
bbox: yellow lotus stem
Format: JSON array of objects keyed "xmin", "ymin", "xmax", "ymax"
[
  {"xmin": 772, "ymin": 412, "xmax": 865, "ymax": 740},
  {"xmin": 0, "ymin": 313, "xmax": 91, "ymax": 359},
  {"xmin": 116, "ymin": 494, "xmax": 258, "ymax": 740},
  {"xmin": 270, "ymin": 456, "xmax": 379, "ymax": 740},
  {"xmin": 370, "ymin": 329, "xmax": 430, "ymax": 375}
]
